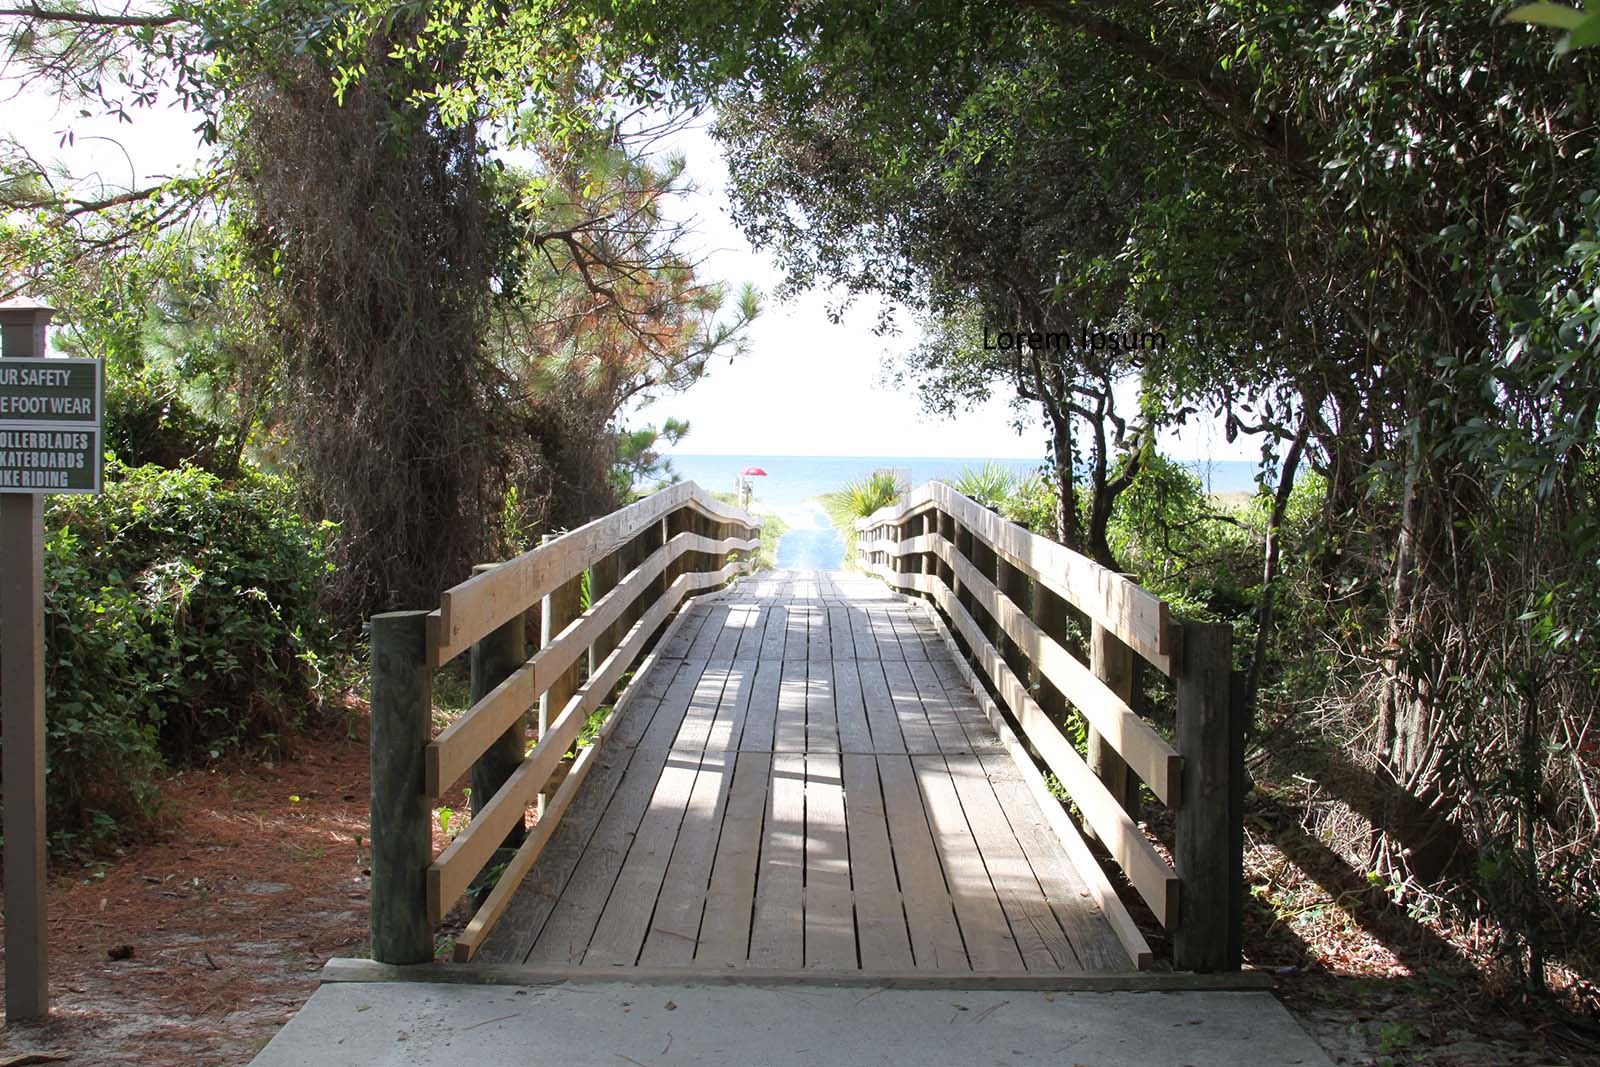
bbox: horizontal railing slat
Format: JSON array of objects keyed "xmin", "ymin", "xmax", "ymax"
[
  {"xmin": 431, "ymin": 484, "xmax": 756, "ymax": 667},
  {"xmin": 426, "ymin": 560, "xmax": 750, "ymax": 927},
  {"xmin": 426, "ymin": 532, "xmax": 759, "ymax": 797},
  {"xmin": 874, "ymin": 531, "xmax": 1181, "ymax": 806},
  {"xmin": 859, "ymin": 560, "xmax": 1180, "ymax": 928},
  {"xmin": 858, "ymin": 483, "xmax": 1173, "ymax": 675}
]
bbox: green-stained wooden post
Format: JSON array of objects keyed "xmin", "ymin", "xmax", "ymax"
[
  {"xmin": 1, "ymin": 297, "xmax": 53, "ymax": 1022},
  {"xmin": 369, "ymin": 610, "xmax": 433, "ymax": 965},
  {"xmin": 469, "ymin": 564, "xmax": 525, "ymax": 852},
  {"xmin": 1173, "ymin": 620, "xmax": 1242, "ymax": 971}
]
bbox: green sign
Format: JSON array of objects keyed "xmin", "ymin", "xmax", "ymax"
[
  {"xmin": 0, "ymin": 427, "xmax": 101, "ymax": 493},
  {"xmin": 0, "ymin": 358, "xmax": 103, "ymax": 494},
  {"xmin": 0, "ymin": 358, "xmax": 101, "ymax": 424}
]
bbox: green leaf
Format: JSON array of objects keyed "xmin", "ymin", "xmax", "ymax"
[{"xmin": 1506, "ymin": 2, "xmax": 1587, "ymax": 28}]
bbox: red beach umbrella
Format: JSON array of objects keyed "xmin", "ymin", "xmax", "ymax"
[{"xmin": 742, "ymin": 466, "xmax": 768, "ymax": 476}]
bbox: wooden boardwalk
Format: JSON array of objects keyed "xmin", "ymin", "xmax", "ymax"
[{"xmin": 477, "ymin": 570, "xmax": 1132, "ymax": 976}]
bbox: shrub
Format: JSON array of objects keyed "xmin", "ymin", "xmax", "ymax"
[
  {"xmin": 950, "ymin": 461, "xmax": 1017, "ymax": 509},
  {"xmin": 822, "ymin": 471, "xmax": 902, "ymax": 564},
  {"xmin": 103, "ymin": 367, "xmax": 244, "ymax": 476},
  {"xmin": 38, "ymin": 460, "xmax": 336, "ymax": 850}
]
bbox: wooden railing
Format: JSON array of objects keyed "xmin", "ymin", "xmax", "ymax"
[
  {"xmin": 855, "ymin": 482, "xmax": 1242, "ymax": 972},
  {"xmin": 367, "ymin": 482, "xmax": 760, "ymax": 964}
]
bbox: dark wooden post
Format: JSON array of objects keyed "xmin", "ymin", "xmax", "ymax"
[
  {"xmin": 1090, "ymin": 622, "xmax": 1141, "ymax": 819},
  {"xmin": 469, "ymin": 564, "xmax": 526, "ymax": 852},
  {"xmin": 936, "ymin": 510, "xmax": 956, "ymax": 591},
  {"xmin": 997, "ymin": 555, "xmax": 1030, "ymax": 681},
  {"xmin": 1173, "ymin": 620, "xmax": 1242, "ymax": 971},
  {"xmin": 1029, "ymin": 582, "xmax": 1069, "ymax": 724},
  {"xmin": 589, "ymin": 548, "xmax": 622, "ymax": 701},
  {"xmin": 1, "ymin": 299, "xmax": 53, "ymax": 1021},
  {"xmin": 969, "ymin": 535, "xmax": 1001, "ymax": 649},
  {"xmin": 369, "ymin": 610, "xmax": 434, "ymax": 964}
]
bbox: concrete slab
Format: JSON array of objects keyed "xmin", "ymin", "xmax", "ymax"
[{"xmin": 251, "ymin": 979, "xmax": 1335, "ymax": 1066}]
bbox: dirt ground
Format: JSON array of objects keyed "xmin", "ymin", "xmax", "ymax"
[
  {"xmin": 0, "ymin": 711, "xmax": 1596, "ymax": 1067},
  {"xmin": 0, "ymin": 711, "xmax": 467, "ymax": 1067}
]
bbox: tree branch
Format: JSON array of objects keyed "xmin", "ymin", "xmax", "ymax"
[{"xmin": 0, "ymin": 3, "xmax": 185, "ymax": 27}]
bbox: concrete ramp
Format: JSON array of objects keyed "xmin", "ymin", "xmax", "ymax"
[{"xmin": 252, "ymin": 978, "xmax": 1334, "ymax": 1066}]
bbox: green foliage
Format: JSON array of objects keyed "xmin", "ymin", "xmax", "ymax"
[
  {"xmin": 42, "ymin": 459, "xmax": 335, "ymax": 851},
  {"xmin": 612, "ymin": 417, "xmax": 689, "ymax": 501},
  {"xmin": 950, "ymin": 462, "xmax": 1016, "ymax": 510},
  {"xmin": 822, "ymin": 471, "xmax": 902, "ymax": 566},
  {"xmin": 104, "ymin": 366, "xmax": 244, "ymax": 476},
  {"xmin": 999, "ymin": 472, "xmax": 1056, "ymax": 534}
]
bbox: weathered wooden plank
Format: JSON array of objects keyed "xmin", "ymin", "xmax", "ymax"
[
  {"xmin": 773, "ymin": 658, "xmax": 808, "ymax": 752},
  {"xmin": 831, "ymin": 658, "xmax": 874, "ymax": 753},
  {"xmin": 827, "ymin": 605, "xmax": 854, "ymax": 660},
  {"xmin": 695, "ymin": 750, "xmax": 772, "ymax": 965},
  {"xmin": 804, "ymin": 752, "xmax": 856, "ymax": 969},
  {"xmin": 942, "ymin": 751, "xmax": 1079, "ymax": 972},
  {"xmin": 977, "ymin": 751, "xmax": 1131, "ymax": 972},
  {"xmin": 453, "ymin": 738, "xmax": 598, "ymax": 962},
  {"xmin": 841, "ymin": 754, "xmax": 914, "ymax": 970},
  {"xmin": 870, "ymin": 607, "xmax": 906, "ymax": 663},
  {"xmin": 918, "ymin": 605, "xmax": 1154, "ymax": 969},
  {"xmin": 710, "ymin": 603, "xmax": 755, "ymax": 661},
  {"xmin": 733, "ymin": 603, "xmax": 772, "ymax": 659},
  {"xmin": 760, "ymin": 603, "xmax": 789, "ymax": 660},
  {"xmin": 880, "ymin": 658, "xmax": 940, "ymax": 755},
  {"xmin": 783, "ymin": 603, "xmax": 811, "ymax": 660},
  {"xmin": 875, "ymin": 754, "xmax": 967, "ymax": 970},
  {"xmin": 748, "ymin": 752, "xmax": 806, "ymax": 968},
  {"xmin": 856, "ymin": 661, "xmax": 907, "ymax": 755},
  {"xmin": 522, "ymin": 662, "xmax": 706, "ymax": 965},
  {"xmin": 474, "ymin": 660, "xmax": 690, "ymax": 964},
  {"xmin": 883, "ymin": 658, "xmax": 961, "ymax": 755},
  {"xmin": 738, "ymin": 658, "xmax": 783, "ymax": 752},
  {"xmin": 910, "ymin": 753, "xmax": 1024, "ymax": 972},
  {"xmin": 805, "ymin": 658, "xmax": 840, "ymax": 753},
  {"xmin": 660, "ymin": 601, "xmax": 713, "ymax": 659},
  {"xmin": 848, "ymin": 604, "xmax": 880, "ymax": 660},
  {"xmin": 686, "ymin": 603, "xmax": 733, "ymax": 661},
  {"xmin": 638, "ymin": 666, "xmax": 753, "ymax": 964}
]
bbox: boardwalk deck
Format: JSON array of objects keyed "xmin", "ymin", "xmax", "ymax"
[{"xmin": 477, "ymin": 570, "xmax": 1131, "ymax": 975}]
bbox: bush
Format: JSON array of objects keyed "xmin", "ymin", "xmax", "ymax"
[
  {"xmin": 822, "ymin": 471, "xmax": 903, "ymax": 564},
  {"xmin": 951, "ymin": 461, "xmax": 1017, "ymax": 509},
  {"xmin": 37, "ymin": 460, "xmax": 335, "ymax": 850},
  {"xmin": 103, "ymin": 367, "xmax": 244, "ymax": 476}
]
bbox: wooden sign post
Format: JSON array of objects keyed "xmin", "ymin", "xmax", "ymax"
[{"xmin": 0, "ymin": 297, "xmax": 102, "ymax": 1023}]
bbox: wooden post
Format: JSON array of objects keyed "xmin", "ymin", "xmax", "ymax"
[
  {"xmin": 969, "ymin": 535, "xmax": 1001, "ymax": 649},
  {"xmin": 1090, "ymin": 622, "xmax": 1141, "ymax": 819},
  {"xmin": 936, "ymin": 510, "xmax": 956, "ymax": 591},
  {"xmin": 997, "ymin": 556, "xmax": 1030, "ymax": 681},
  {"xmin": 468, "ymin": 565, "xmax": 526, "ymax": 853},
  {"xmin": 538, "ymin": 548, "xmax": 584, "ymax": 812},
  {"xmin": 1, "ymin": 298, "xmax": 53, "ymax": 1022},
  {"xmin": 589, "ymin": 549, "xmax": 621, "ymax": 700},
  {"xmin": 1029, "ymin": 582, "xmax": 1069, "ymax": 724},
  {"xmin": 1173, "ymin": 621, "xmax": 1241, "ymax": 971},
  {"xmin": 369, "ymin": 610, "xmax": 434, "ymax": 965}
]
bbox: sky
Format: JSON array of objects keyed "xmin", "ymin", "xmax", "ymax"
[{"xmin": 8, "ymin": 85, "xmax": 1254, "ymax": 464}]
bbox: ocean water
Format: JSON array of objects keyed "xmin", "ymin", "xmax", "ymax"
[
  {"xmin": 662, "ymin": 453, "xmax": 1262, "ymax": 571},
  {"xmin": 663, "ymin": 453, "xmax": 1262, "ymax": 506}
]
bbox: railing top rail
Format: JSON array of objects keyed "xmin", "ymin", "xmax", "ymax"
[
  {"xmin": 857, "ymin": 481, "xmax": 1173, "ymax": 674},
  {"xmin": 428, "ymin": 481, "xmax": 758, "ymax": 666}
]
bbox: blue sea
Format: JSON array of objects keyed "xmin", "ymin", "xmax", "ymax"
[{"xmin": 661, "ymin": 454, "xmax": 1261, "ymax": 570}]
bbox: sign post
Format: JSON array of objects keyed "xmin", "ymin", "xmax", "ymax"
[{"xmin": 0, "ymin": 297, "xmax": 102, "ymax": 1023}]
